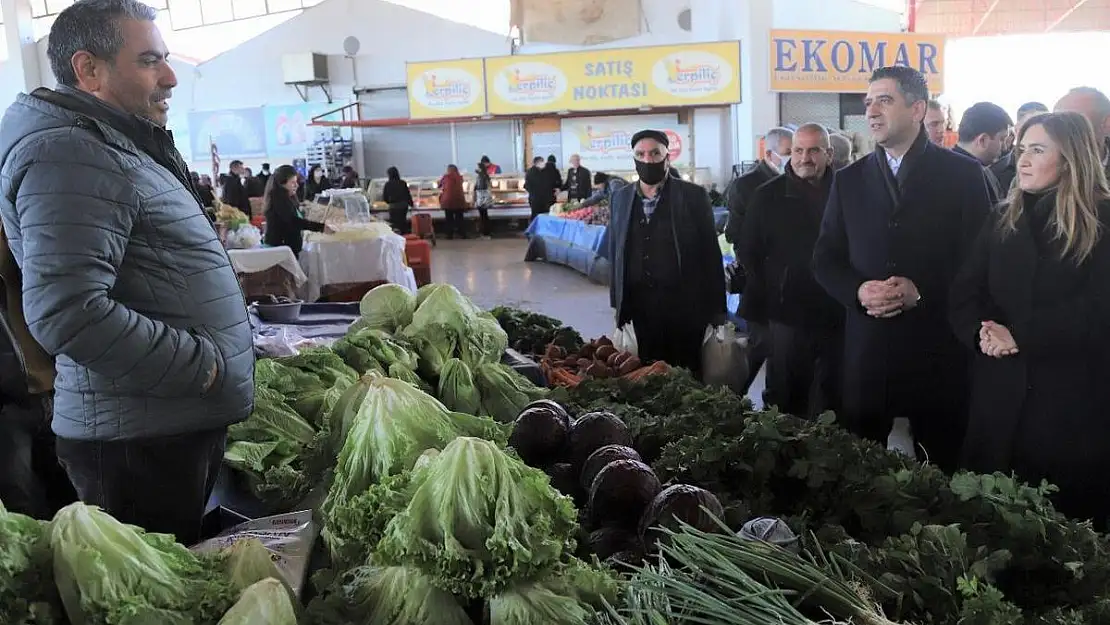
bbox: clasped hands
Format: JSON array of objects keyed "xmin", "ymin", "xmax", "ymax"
[
  {"xmin": 979, "ymin": 320, "xmax": 1019, "ymax": 358},
  {"xmin": 857, "ymin": 277, "xmax": 920, "ymax": 318}
]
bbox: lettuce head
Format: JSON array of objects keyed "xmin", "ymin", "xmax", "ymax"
[
  {"xmin": 376, "ymin": 436, "xmax": 578, "ymax": 598},
  {"xmin": 358, "ymin": 283, "xmax": 416, "ymax": 333},
  {"xmin": 50, "ymin": 502, "xmax": 235, "ymax": 625},
  {"xmin": 437, "ymin": 358, "xmax": 482, "ymax": 415},
  {"xmin": 304, "ymin": 564, "xmax": 469, "ymax": 625},
  {"xmin": 0, "ymin": 501, "xmax": 61, "ymax": 624},
  {"xmin": 217, "ymin": 578, "xmax": 297, "ymax": 625}
]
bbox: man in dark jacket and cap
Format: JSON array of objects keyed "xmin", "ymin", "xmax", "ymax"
[
  {"xmin": 812, "ymin": 65, "xmax": 993, "ymax": 470},
  {"xmin": 525, "ymin": 156, "xmax": 555, "ymax": 218},
  {"xmin": 608, "ymin": 129, "xmax": 725, "ymax": 374}
]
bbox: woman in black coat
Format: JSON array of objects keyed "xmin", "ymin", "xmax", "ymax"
[
  {"xmin": 263, "ymin": 165, "xmax": 327, "ymax": 257},
  {"xmin": 382, "ymin": 166, "xmax": 414, "ymax": 234},
  {"xmin": 950, "ymin": 112, "xmax": 1110, "ymax": 524},
  {"xmin": 304, "ymin": 164, "xmax": 332, "ymax": 202}
]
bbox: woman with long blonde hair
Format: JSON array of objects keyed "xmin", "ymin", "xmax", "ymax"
[{"xmin": 950, "ymin": 111, "xmax": 1110, "ymax": 524}]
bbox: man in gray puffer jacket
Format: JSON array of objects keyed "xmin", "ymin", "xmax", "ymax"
[{"xmin": 0, "ymin": 0, "xmax": 253, "ymax": 543}]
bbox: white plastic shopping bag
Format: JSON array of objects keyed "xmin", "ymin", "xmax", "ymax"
[
  {"xmin": 887, "ymin": 417, "xmax": 917, "ymax": 459},
  {"xmin": 613, "ymin": 322, "xmax": 639, "ymax": 357},
  {"xmin": 701, "ymin": 323, "xmax": 750, "ymax": 394}
]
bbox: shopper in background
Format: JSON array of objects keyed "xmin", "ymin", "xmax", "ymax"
[
  {"xmin": 481, "ymin": 154, "xmax": 502, "ymax": 175},
  {"xmin": 991, "ymin": 101, "xmax": 1049, "ymax": 192},
  {"xmin": 725, "ymin": 125, "xmax": 793, "ymax": 396},
  {"xmin": 191, "ymin": 170, "xmax": 215, "ymax": 208},
  {"xmin": 263, "ymin": 164, "xmax": 328, "ymax": 257},
  {"xmin": 544, "ymin": 154, "xmax": 564, "ymax": 194},
  {"xmin": 525, "ymin": 156, "xmax": 555, "ymax": 218},
  {"xmin": 244, "ymin": 166, "xmax": 265, "ymax": 199},
  {"xmin": 304, "ymin": 164, "xmax": 331, "ymax": 201},
  {"xmin": 563, "ymin": 153, "xmax": 592, "ymax": 201},
  {"xmin": 608, "ymin": 129, "xmax": 725, "ymax": 374},
  {"xmin": 953, "ymin": 101, "xmax": 1012, "ymax": 202},
  {"xmin": 812, "ymin": 65, "xmax": 993, "ymax": 470},
  {"xmin": 924, "ymin": 99, "xmax": 947, "ymax": 146},
  {"xmin": 473, "ymin": 160, "xmax": 494, "ymax": 239},
  {"xmin": 221, "ymin": 159, "xmax": 251, "ymax": 215},
  {"xmin": 581, "ymin": 171, "xmax": 629, "ymax": 208},
  {"xmin": 1054, "ymin": 86, "xmax": 1110, "ymax": 178},
  {"xmin": 829, "ymin": 132, "xmax": 854, "ymax": 170},
  {"xmin": 439, "ymin": 164, "xmax": 467, "ymax": 239},
  {"xmin": 0, "ymin": 0, "xmax": 254, "ymax": 543},
  {"xmin": 950, "ymin": 112, "xmax": 1110, "ymax": 524},
  {"xmin": 340, "ymin": 165, "xmax": 360, "ymax": 189},
  {"xmin": 739, "ymin": 123, "xmax": 843, "ymax": 418},
  {"xmin": 256, "ymin": 162, "xmax": 271, "ymax": 188},
  {"xmin": 382, "ymin": 166, "xmax": 414, "ymax": 234}
]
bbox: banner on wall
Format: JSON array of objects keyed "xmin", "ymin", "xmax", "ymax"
[
  {"xmin": 483, "ymin": 41, "xmax": 741, "ymax": 116},
  {"xmin": 769, "ymin": 30, "xmax": 946, "ymax": 93},
  {"xmin": 560, "ymin": 114, "xmax": 690, "ymax": 172},
  {"xmin": 187, "ymin": 107, "xmax": 267, "ymax": 160},
  {"xmin": 264, "ymin": 102, "xmax": 343, "ymax": 157},
  {"xmin": 406, "ymin": 58, "xmax": 487, "ymax": 120}
]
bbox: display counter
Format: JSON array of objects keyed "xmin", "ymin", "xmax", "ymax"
[{"xmin": 366, "ymin": 173, "xmax": 530, "ymax": 221}]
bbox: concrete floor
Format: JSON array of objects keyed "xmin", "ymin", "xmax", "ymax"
[{"xmin": 430, "ymin": 235, "xmax": 765, "ymax": 406}]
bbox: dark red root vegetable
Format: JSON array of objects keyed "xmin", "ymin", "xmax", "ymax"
[
  {"xmin": 638, "ymin": 484, "xmax": 725, "ymax": 550},
  {"xmin": 509, "ymin": 402, "xmax": 572, "ymax": 467},
  {"xmin": 568, "ymin": 411, "xmax": 633, "ymax": 468},
  {"xmin": 579, "ymin": 444, "xmax": 642, "ymax": 492},
  {"xmin": 588, "ymin": 459, "xmax": 661, "ymax": 529}
]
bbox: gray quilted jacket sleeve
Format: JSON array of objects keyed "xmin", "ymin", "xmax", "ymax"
[{"xmin": 14, "ymin": 131, "xmax": 218, "ymax": 394}]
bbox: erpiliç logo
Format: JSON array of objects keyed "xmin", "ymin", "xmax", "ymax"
[
  {"xmin": 579, "ymin": 126, "xmax": 634, "ymax": 154},
  {"xmin": 411, "ymin": 68, "xmax": 481, "ymax": 111},
  {"xmin": 652, "ymin": 51, "xmax": 734, "ymax": 98},
  {"xmin": 494, "ymin": 62, "xmax": 567, "ymax": 106}
]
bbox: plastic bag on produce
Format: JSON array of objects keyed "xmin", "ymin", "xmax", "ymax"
[
  {"xmin": 613, "ymin": 323, "xmax": 638, "ymax": 357},
  {"xmin": 700, "ymin": 323, "xmax": 749, "ymax": 394},
  {"xmin": 191, "ymin": 510, "xmax": 317, "ymax": 598},
  {"xmin": 225, "ymin": 224, "xmax": 262, "ymax": 249},
  {"xmin": 253, "ymin": 326, "xmax": 307, "ymax": 358}
]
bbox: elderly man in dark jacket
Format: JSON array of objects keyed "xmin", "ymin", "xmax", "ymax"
[
  {"xmin": 0, "ymin": 0, "xmax": 254, "ymax": 543},
  {"xmin": 740, "ymin": 124, "xmax": 842, "ymax": 418},
  {"xmin": 812, "ymin": 66, "xmax": 993, "ymax": 470},
  {"xmin": 609, "ymin": 130, "xmax": 725, "ymax": 374}
]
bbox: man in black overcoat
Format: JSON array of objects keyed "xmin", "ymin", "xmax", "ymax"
[
  {"xmin": 609, "ymin": 129, "xmax": 725, "ymax": 375},
  {"xmin": 811, "ymin": 66, "xmax": 994, "ymax": 470}
]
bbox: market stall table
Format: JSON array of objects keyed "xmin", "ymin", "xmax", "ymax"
[
  {"xmin": 298, "ymin": 231, "xmax": 417, "ymax": 302},
  {"xmin": 227, "ymin": 246, "xmax": 308, "ymax": 301}
]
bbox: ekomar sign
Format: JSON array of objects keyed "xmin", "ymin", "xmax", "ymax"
[{"xmin": 770, "ymin": 30, "xmax": 945, "ymax": 93}]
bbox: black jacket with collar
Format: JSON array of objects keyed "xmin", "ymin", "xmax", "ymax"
[
  {"xmin": 950, "ymin": 194, "xmax": 1110, "ymax": 521},
  {"xmin": 724, "ymin": 160, "xmax": 778, "ymax": 246},
  {"xmin": 811, "ymin": 127, "xmax": 993, "ymax": 467},
  {"xmin": 608, "ymin": 178, "xmax": 725, "ymax": 330},
  {"xmin": 738, "ymin": 163, "xmax": 841, "ymax": 329}
]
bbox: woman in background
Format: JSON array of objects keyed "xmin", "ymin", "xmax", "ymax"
[
  {"xmin": 439, "ymin": 164, "xmax": 467, "ymax": 239},
  {"xmin": 383, "ymin": 166, "xmax": 414, "ymax": 234},
  {"xmin": 950, "ymin": 112, "xmax": 1110, "ymax": 524},
  {"xmin": 473, "ymin": 161, "xmax": 494, "ymax": 239},
  {"xmin": 263, "ymin": 164, "xmax": 328, "ymax": 257},
  {"xmin": 304, "ymin": 164, "xmax": 331, "ymax": 202}
]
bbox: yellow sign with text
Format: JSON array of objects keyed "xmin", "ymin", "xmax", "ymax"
[
  {"xmin": 770, "ymin": 30, "xmax": 945, "ymax": 93},
  {"xmin": 406, "ymin": 58, "xmax": 487, "ymax": 119},
  {"xmin": 483, "ymin": 41, "xmax": 741, "ymax": 116}
]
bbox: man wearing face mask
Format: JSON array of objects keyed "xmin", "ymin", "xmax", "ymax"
[
  {"xmin": 608, "ymin": 129, "xmax": 725, "ymax": 375},
  {"xmin": 0, "ymin": 0, "xmax": 253, "ymax": 543}
]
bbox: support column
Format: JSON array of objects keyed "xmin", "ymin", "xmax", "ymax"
[
  {"xmin": 2, "ymin": 0, "xmax": 43, "ymax": 94},
  {"xmin": 731, "ymin": 0, "xmax": 777, "ymax": 163}
]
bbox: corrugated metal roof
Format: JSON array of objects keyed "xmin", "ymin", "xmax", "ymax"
[{"xmin": 913, "ymin": 0, "xmax": 1110, "ymax": 36}]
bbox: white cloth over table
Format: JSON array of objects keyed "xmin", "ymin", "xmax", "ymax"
[
  {"xmin": 226, "ymin": 246, "xmax": 308, "ymax": 285},
  {"xmin": 298, "ymin": 232, "xmax": 417, "ymax": 301}
]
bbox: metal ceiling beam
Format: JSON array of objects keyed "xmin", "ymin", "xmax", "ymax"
[
  {"xmin": 1046, "ymin": 0, "xmax": 1091, "ymax": 31},
  {"xmin": 971, "ymin": 0, "xmax": 1002, "ymax": 35}
]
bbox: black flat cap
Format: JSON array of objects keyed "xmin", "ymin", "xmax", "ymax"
[{"xmin": 630, "ymin": 129, "xmax": 669, "ymax": 148}]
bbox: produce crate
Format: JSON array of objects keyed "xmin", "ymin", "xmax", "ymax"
[
  {"xmin": 318, "ymin": 280, "xmax": 387, "ymax": 302},
  {"xmin": 238, "ymin": 265, "xmax": 298, "ymax": 301}
]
